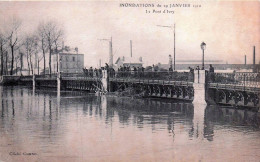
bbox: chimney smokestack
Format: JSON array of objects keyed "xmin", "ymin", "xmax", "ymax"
[
  {"xmin": 109, "ymin": 37, "xmax": 113, "ymax": 67},
  {"xmin": 130, "ymin": 40, "xmax": 132, "ymax": 58},
  {"xmin": 253, "ymin": 46, "xmax": 256, "ymax": 72},
  {"xmin": 253, "ymin": 46, "xmax": 255, "ymax": 65},
  {"xmin": 245, "ymin": 55, "xmax": 246, "ymax": 65}
]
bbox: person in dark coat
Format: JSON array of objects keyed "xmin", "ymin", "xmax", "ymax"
[
  {"xmin": 209, "ymin": 64, "xmax": 215, "ymax": 82},
  {"xmin": 189, "ymin": 67, "xmax": 194, "ymax": 74},
  {"xmin": 209, "ymin": 64, "xmax": 214, "ymax": 73},
  {"xmin": 89, "ymin": 67, "xmax": 93, "ymax": 77},
  {"xmin": 84, "ymin": 68, "xmax": 89, "ymax": 77},
  {"xmin": 105, "ymin": 63, "xmax": 109, "ymax": 70}
]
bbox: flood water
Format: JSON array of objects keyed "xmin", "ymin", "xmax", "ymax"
[{"xmin": 0, "ymin": 86, "xmax": 259, "ymax": 162}]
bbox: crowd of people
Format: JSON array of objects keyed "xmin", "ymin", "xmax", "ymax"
[
  {"xmin": 82, "ymin": 67, "xmax": 103, "ymax": 77},
  {"xmin": 188, "ymin": 64, "xmax": 215, "ymax": 82},
  {"xmin": 82, "ymin": 63, "xmax": 215, "ymax": 81},
  {"xmin": 188, "ymin": 64, "xmax": 215, "ymax": 73},
  {"xmin": 117, "ymin": 65, "xmax": 145, "ymax": 77},
  {"xmin": 82, "ymin": 64, "xmax": 147, "ymax": 78},
  {"xmin": 82, "ymin": 63, "xmax": 115, "ymax": 78}
]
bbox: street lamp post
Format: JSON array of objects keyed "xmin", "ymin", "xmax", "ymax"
[
  {"xmin": 169, "ymin": 54, "xmax": 173, "ymax": 71},
  {"xmin": 200, "ymin": 42, "xmax": 206, "ymax": 70},
  {"xmin": 75, "ymin": 47, "xmax": 78, "ymax": 73},
  {"xmin": 157, "ymin": 24, "xmax": 176, "ymax": 70},
  {"xmin": 98, "ymin": 37, "xmax": 113, "ymax": 67}
]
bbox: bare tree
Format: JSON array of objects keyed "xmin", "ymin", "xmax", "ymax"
[
  {"xmin": 19, "ymin": 50, "xmax": 24, "ymax": 75},
  {"xmin": 0, "ymin": 31, "xmax": 7, "ymax": 76},
  {"xmin": 37, "ymin": 22, "xmax": 47, "ymax": 75},
  {"xmin": 25, "ymin": 37, "xmax": 31, "ymax": 75},
  {"xmin": 54, "ymin": 37, "xmax": 62, "ymax": 72},
  {"xmin": 14, "ymin": 54, "xmax": 20, "ymax": 75},
  {"xmin": 36, "ymin": 50, "xmax": 44, "ymax": 75},
  {"xmin": 6, "ymin": 16, "xmax": 22, "ymax": 75},
  {"xmin": 4, "ymin": 51, "xmax": 8, "ymax": 75},
  {"xmin": 23, "ymin": 34, "xmax": 36, "ymax": 75},
  {"xmin": 32, "ymin": 35, "xmax": 42, "ymax": 75},
  {"xmin": 42, "ymin": 21, "xmax": 64, "ymax": 75},
  {"xmin": 12, "ymin": 41, "xmax": 23, "ymax": 75}
]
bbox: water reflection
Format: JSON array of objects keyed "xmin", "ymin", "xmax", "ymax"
[
  {"xmin": 103, "ymin": 97, "xmax": 194, "ymax": 136},
  {"xmin": 205, "ymin": 106, "xmax": 260, "ymax": 128},
  {"xmin": 0, "ymin": 86, "xmax": 259, "ymax": 161}
]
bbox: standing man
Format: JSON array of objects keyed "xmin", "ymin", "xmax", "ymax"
[{"xmin": 209, "ymin": 64, "xmax": 215, "ymax": 82}]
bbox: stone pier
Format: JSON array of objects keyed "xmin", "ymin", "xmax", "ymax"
[
  {"xmin": 32, "ymin": 74, "xmax": 36, "ymax": 95},
  {"xmin": 102, "ymin": 70, "xmax": 108, "ymax": 93},
  {"xmin": 192, "ymin": 70, "xmax": 207, "ymax": 139},
  {"xmin": 193, "ymin": 70, "xmax": 207, "ymax": 105},
  {"xmin": 57, "ymin": 72, "xmax": 61, "ymax": 97}
]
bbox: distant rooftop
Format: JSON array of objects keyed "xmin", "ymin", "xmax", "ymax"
[
  {"xmin": 176, "ymin": 60, "xmax": 224, "ymax": 63},
  {"xmin": 176, "ymin": 60, "xmax": 223, "ymax": 62}
]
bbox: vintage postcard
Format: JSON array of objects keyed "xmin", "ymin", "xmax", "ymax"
[{"xmin": 0, "ymin": 1, "xmax": 259, "ymax": 162}]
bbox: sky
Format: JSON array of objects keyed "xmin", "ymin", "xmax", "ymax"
[{"xmin": 0, "ymin": 1, "xmax": 259, "ymax": 67}]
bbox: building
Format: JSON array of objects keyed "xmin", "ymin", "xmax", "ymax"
[
  {"xmin": 51, "ymin": 46, "xmax": 84, "ymax": 73},
  {"xmin": 115, "ymin": 56, "xmax": 143, "ymax": 70},
  {"xmin": 157, "ymin": 59, "xmax": 259, "ymax": 72}
]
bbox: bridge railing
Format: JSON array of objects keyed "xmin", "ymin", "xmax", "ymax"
[
  {"xmin": 35, "ymin": 73, "xmax": 57, "ymax": 79},
  {"xmin": 82, "ymin": 69, "xmax": 103, "ymax": 78},
  {"xmin": 110, "ymin": 71, "xmax": 194, "ymax": 82},
  {"xmin": 61, "ymin": 72, "xmax": 102, "ymax": 79},
  {"xmin": 20, "ymin": 75, "xmax": 33, "ymax": 80},
  {"xmin": 208, "ymin": 72, "xmax": 260, "ymax": 87},
  {"xmin": 23, "ymin": 72, "xmax": 103, "ymax": 80},
  {"xmin": 61, "ymin": 72, "xmax": 85, "ymax": 78},
  {"xmin": 18, "ymin": 71, "xmax": 194, "ymax": 82}
]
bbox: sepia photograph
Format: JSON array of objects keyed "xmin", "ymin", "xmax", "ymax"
[{"xmin": 0, "ymin": 0, "xmax": 259, "ymax": 161}]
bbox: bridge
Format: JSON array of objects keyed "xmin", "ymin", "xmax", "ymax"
[{"xmin": 0, "ymin": 70, "xmax": 259, "ymax": 109}]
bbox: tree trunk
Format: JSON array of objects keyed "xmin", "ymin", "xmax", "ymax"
[
  {"xmin": 20, "ymin": 52, "xmax": 23, "ymax": 75},
  {"xmin": 10, "ymin": 46, "xmax": 14, "ymax": 75},
  {"xmin": 49, "ymin": 44, "xmax": 52, "ymax": 75},
  {"xmin": 15, "ymin": 61, "xmax": 17, "ymax": 75},
  {"xmin": 5, "ymin": 51, "xmax": 8, "ymax": 75},
  {"xmin": 42, "ymin": 39, "xmax": 46, "ymax": 75},
  {"xmin": 26, "ymin": 51, "xmax": 30, "ymax": 75},
  {"xmin": 43, "ymin": 52, "xmax": 46, "ymax": 75},
  {"xmin": 0, "ymin": 46, "xmax": 3, "ymax": 76},
  {"xmin": 29, "ymin": 54, "xmax": 33, "ymax": 75},
  {"xmin": 38, "ymin": 59, "xmax": 40, "ymax": 75},
  {"xmin": 55, "ymin": 42, "xmax": 58, "ymax": 72}
]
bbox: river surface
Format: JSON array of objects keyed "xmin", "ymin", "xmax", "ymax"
[{"xmin": 0, "ymin": 86, "xmax": 259, "ymax": 162}]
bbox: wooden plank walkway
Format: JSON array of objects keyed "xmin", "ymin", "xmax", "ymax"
[
  {"xmin": 208, "ymin": 83, "xmax": 260, "ymax": 92},
  {"xmin": 110, "ymin": 78, "xmax": 193, "ymax": 86}
]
